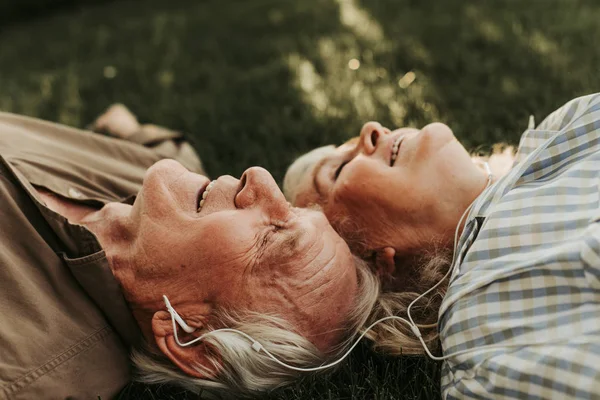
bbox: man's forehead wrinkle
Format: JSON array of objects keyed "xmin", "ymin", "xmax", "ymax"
[
  {"xmin": 289, "ymin": 237, "xmax": 347, "ymax": 300},
  {"xmin": 298, "ymin": 225, "xmax": 324, "ymax": 261},
  {"xmin": 265, "ymin": 230, "xmax": 317, "ymax": 276},
  {"xmin": 248, "ymin": 274, "xmax": 314, "ymax": 325},
  {"xmin": 258, "ymin": 273, "xmax": 329, "ymax": 335},
  {"xmin": 292, "ymin": 256, "xmax": 337, "ymax": 302}
]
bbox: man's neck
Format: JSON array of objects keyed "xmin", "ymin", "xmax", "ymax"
[
  {"xmin": 36, "ymin": 187, "xmax": 155, "ymax": 337},
  {"xmin": 36, "ymin": 187, "xmax": 98, "ymax": 224},
  {"xmin": 35, "ymin": 186, "xmax": 136, "ymax": 263}
]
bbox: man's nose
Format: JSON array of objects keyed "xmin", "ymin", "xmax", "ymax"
[
  {"xmin": 236, "ymin": 167, "xmax": 288, "ymax": 215},
  {"xmin": 358, "ymin": 122, "xmax": 388, "ymax": 155}
]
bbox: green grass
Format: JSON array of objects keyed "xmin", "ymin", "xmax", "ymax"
[{"xmin": 2, "ymin": 0, "xmax": 600, "ymax": 398}]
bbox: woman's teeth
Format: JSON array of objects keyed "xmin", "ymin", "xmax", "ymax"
[
  {"xmin": 391, "ymin": 136, "xmax": 403, "ymax": 164},
  {"xmin": 198, "ymin": 181, "xmax": 215, "ymax": 211}
]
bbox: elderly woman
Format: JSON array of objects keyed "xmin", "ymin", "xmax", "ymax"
[
  {"xmin": 0, "ymin": 107, "xmax": 377, "ymax": 399},
  {"xmin": 285, "ymin": 94, "xmax": 600, "ymax": 398}
]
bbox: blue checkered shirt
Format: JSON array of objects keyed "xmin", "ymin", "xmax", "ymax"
[{"xmin": 439, "ymin": 94, "xmax": 600, "ymax": 399}]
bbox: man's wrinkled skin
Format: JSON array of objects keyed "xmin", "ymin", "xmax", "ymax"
[{"xmin": 43, "ymin": 161, "xmax": 359, "ymax": 378}]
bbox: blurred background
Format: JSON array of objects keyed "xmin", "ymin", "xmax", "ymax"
[
  {"xmin": 2, "ymin": 0, "xmax": 599, "ymax": 398},
  {"xmin": 2, "ymin": 0, "xmax": 599, "ymax": 184}
]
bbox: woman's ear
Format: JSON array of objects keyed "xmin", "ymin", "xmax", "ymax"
[
  {"xmin": 152, "ymin": 310, "xmax": 221, "ymax": 378},
  {"xmin": 374, "ymin": 248, "xmax": 422, "ymax": 292},
  {"xmin": 374, "ymin": 247, "xmax": 396, "ymax": 282}
]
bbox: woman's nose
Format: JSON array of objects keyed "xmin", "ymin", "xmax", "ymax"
[
  {"xmin": 358, "ymin": 122, "xmax": 388, "ymax": 155},
  {"xmin": 236, "ymin": 167, "xmax": 288, "ymax": 216}
]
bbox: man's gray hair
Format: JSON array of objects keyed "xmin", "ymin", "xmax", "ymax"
[{"xmin": 131, "ymin": 256, "xmax": 379, "ymax": 395}]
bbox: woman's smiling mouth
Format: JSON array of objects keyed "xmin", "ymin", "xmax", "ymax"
[{"xmin": 391, "ymin": 135, "xmax": 404, "ymax": 165}]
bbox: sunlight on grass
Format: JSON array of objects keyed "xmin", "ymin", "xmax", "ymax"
[
  {"xmin": 288, "ymin": 53, "xmax": 332, "ymax": 114},
  {"xmin": 398, "ymin": 71, "xmax": 416, "ymax": 89},
  {"xmin": 103, "ymin": 66, "xmax": 118, "ymax": 79},
  {"xmin": 335, "ymin": 0, "xmax": 383, "ymax": 42},
  {"xmin": 465, "ymin": 5, "xmax": 504, "ymax": 43},
  {"xmin": 58, "ymin": 66, "xmax": 83, "ymax": 126},
  {"xmin": 157, "ymin": 70, "xmax": 174, "ymax": 88},
  {"xmin": 40, "ymin": 73, "xmax": 55, "ymax": 99},
  {"xmin": 501, "ymin": 76, "xmax": 519, "ymax": 96},
  {"xmin": 463, "ymin": 5, "xmax": 570, "ymax": 96},
  {"xmin": 530, "ymin": 30, "xmax": 559, "ymax": 56},
  {"xmin": 287, "ymin": 0, "xmax": 442, "ymax": 135}
]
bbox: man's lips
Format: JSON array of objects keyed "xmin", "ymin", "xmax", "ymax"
[
  {"xmin": 196, "ymin": 180, "xmax": 212, "ymax": 211},
  {"xmin": 196, "ymin": 175, "xmax": 243, "ymax": 213}
]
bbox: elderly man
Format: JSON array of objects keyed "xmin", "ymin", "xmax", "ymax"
[{"xmin": 0, "ymin": 107, "xmax": 377, "ymax": 399}]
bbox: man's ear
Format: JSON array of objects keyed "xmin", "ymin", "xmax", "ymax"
[
  {"xmin": 374, "ymin": 247, "xmax": 397, "ymax": 287},
  {"xmin": 152, "ymin": 310, "xmax": 221, "ymax": 378}
]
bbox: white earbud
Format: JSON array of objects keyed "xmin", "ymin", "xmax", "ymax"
[{"xmin": 163, "ymin": 295, "xmax": 197, "ymax": 333}]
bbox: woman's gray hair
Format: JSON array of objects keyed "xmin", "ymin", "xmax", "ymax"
[
  {"xmin": 131, "ymin": 256, "xmax": 379, "ymax": 395},
  {"xmin": 283, "ymin": 145, "xmax": 336, "ymax": 204}
]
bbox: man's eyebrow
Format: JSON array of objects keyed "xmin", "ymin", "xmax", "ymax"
[{"xmin": 280, "ymin": 228, "xmax": 305, "ymax": 256}]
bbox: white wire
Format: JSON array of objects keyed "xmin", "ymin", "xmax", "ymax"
[
  {"xmin": 406, "ymin": 162, "xmax": 493, "ymax": 360},
  {"xmin": 164, "ymin": 163, "xmax": 502, "ymax": 370},
  {"xmin": 167, "ymin": 304, "xmax": 415, "ymax": 371}
]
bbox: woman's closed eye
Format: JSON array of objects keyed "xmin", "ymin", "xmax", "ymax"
[{"xmin": 334, "ymin": 161, "xmax": 348, "ymax": 180}]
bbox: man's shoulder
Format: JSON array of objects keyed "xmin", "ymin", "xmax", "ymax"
[
  {"xmin": 0, "ymin": 160, "xmax": 132, "ymax": 399},
  {"xmin": 0, "ymin": 112, "xmax": 161, "ymax": 202}
]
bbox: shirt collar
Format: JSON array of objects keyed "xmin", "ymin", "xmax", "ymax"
[{"xmin": 3, "ymin": 158, "xmax": 141, "ymax": 346}]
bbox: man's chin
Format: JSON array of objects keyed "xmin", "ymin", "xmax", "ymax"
[{"xmin": 91, "ymin": 201, "xmax": 134, "ymax": 233}]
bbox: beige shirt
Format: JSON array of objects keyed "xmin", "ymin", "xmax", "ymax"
[{"xmin": 0, "ymin": 112, "xmax": 205, "ymax": 400}]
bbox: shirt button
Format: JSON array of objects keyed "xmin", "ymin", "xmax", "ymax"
[{"xmin": 68, "ymin": 187, "xmax": 84, "ymax": 198}]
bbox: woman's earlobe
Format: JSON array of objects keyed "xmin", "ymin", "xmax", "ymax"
[
  {"xmin": 152, "ymin": 311, "xmax": 220, "ymax": 378},
  {"xmin": 374, "ymin": 247, "xmax": 396, "ymax": 279}
]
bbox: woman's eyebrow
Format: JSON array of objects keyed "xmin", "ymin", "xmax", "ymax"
[
  {"xmin": 311, "ymin": 142, "xmax": 360, "ymax": 201},
  {"xmin": 312, "ymin": 156, "xmax": 329, "ymax": 198}
]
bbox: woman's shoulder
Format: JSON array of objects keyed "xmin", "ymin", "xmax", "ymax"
[
  {"xmin": 536, "ymin": 93, "xmax": 600, "ymax": 132},
  {"xmin": 513, "ymin": 93, "xmax": 600, "ymax": 164}
]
